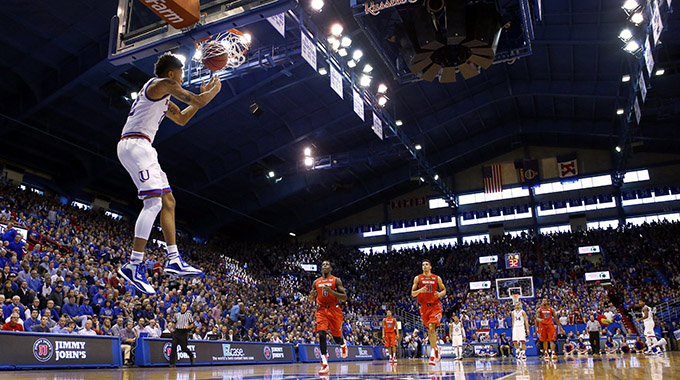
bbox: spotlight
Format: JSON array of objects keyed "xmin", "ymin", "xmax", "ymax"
[
  {"xmin": 327, "ymin": 36, "xmax": 338, "ymax": 44},
  {"xmin": 630, "ymin": 12, "xmax": 644, "ymax": 25},
  {"xmin": 434, "ymin": 174, "xmax": 439, "ymax": 181},
  {"xmin": 331, "ymin": 23, "xmax": 343, "ymax": 37},
  {"xmin": 289, "ymin": 232, "xmax": 296, "ymax": 237},
  {"xmin": 618, "ymin": 28, "xmax": 633, "ymax": 42},
  {"xmin": 395, "ymin": 120, "xmax": 403, "ymax": 126},
  {"xmin": 304, "ymin": 147, "xmax": 312, "ymax": 156},
  {"xmin": 347, "ymin": 59, "xmax": 357, "ymax": 68},
  {"xmin": 130, "ymin": 92, "xmax": 138, "ymax": 100},
  {"xmin": 415, "ymin": 144, "xmax": 422, "ymax": 150},
  {"xmin": 363, "ymin": 64, "xmax": 373, "ymax": 73},
  {"xmin": 377, "ymin": 95, "xmax": 389, "ymax": 107},
  {"xmin": 175, "ymin": 54, "xmax": 187, "ymax": 65},
  {"xmin": 341, "ymin": 36, "xmax": 352, "ymax": 47},
  {"xmin": 623, "ymin": 40, "xmax": 641, "ymax": 54},
  {"xmin": 267, "ymin": 171, "xmax": 276, "ymax": 178},
  {"xmin": 319, "ymin": 67, "xmax": 328, "ymax": 75},
  {"xmin": 338, "ymin": 48, "xmax": 348, "ymax": 57},
  {"xmin": 616, "ymin": 108, "xmax": 625, "ymax": 115},
  {"xmin": 304, "ymin": 157, "xmax": 314, "ymax": 167},
  {"xmin": 242, "ymin": 33, "xmax": 252, "ymax": 44},
  {"xmin": 377, "ymin": 83, "xmax": 388, "ymax": 94},
  {"xmin": 655, "ymin": 68, "xmax": 665, "ymax": 76},
  {"xmin": 621, "ymin": 75, "xmax": 631, "ymax": 82},
  {"xmin": 331, "ymin": 39, "xmax": 341, "ymax": 51},
  {"xmin": 615, "ymin": 146, "xmax": 622, "ymax": 153},
  {"xmin": 311, "ymin": 0, "xmax": 324, "ymax": 11},
  {"xmin": 359, "ymin": 74, "xmax": 371, "ymax": 87},
  {"xmin": 193, "ymin": 49, "xmax": 203, "ymax": 60},
  {"xmin": 419, "ymin": 177, "xmax": 425, "ymax": 183},
  {"xmin": 352, "ymin": 50, "xmax": 363, "ymax": 61},
  {"xmin": 622, "ymin": 0, "xmax": 639, "ymax": 12}
]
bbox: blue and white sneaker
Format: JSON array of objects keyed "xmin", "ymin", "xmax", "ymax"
[
  {"xmin": 118, "ymin": 262, "xmax": 155, "ymax": 295},
  {"xmin": 164, "ymin": 255, "xmax": 203, "ymax": 277}
]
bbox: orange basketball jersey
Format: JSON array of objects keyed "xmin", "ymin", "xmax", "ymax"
[
  {"xmin": 315, "ymin": 275, "xmax": 339, "ymax": 307},
  {"xmin": 539, "ymin": 306, "xmax": 555, "ymax": 326},
  {"xmin": 383, "ymin": 317, "xmax": 396, "ymax": 334},
  {"xmin": 417, "ymin": 273, "xmax": 440, "ymax": 305}
]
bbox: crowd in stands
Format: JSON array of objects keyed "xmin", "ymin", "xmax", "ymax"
[{"xmin": 1, "ymin": 180, "xmax": 679, "ymax": 364}]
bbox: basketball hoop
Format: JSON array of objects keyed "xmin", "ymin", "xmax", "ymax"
[
  {"xmin": 193, "ymin": 29, "xmax": 251, "ymax": 70},
  {"xmin": 510, "ymin": 294, "xmax": 521, "ymax": 305}
]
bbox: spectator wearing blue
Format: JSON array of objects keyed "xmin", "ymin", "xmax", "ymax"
[
  {"xmin": 79, "ymin": 297, "xmax": 94, "ymax": 327},
  {"xmin": 32, "ymin": 315, "xmax": 52, "ymax": 333},
  {"xmin": 230, "ymin": 301, "xmax": 243, "ymax": 322},
  {"xmin": 27, "ymin": 270, "xmax": 42, "ymax": 293},
  {"xmin": 51, "ymin": 317, "xmax": 70, "ymax": 334},
  {"xmin": 62, "ymin": 296, "xmax": 83, "ymax": 325},
  {"xmin": 7, "ymin": 235, "xmax": 25, "ymax": 261},
  {"xmin": 2, "ymin": 222, "xmax": 18, "ymax": 244},
  {"xmin": 24, "ymin": 309, "xmax": 41, "ymax": 332},
  {"xmin": 42, "ymin": 300, "xmax": 60, "ymax": 323},
  {"xmin": 4, "ymin": 295, "xmax": 25, "ymax": 320}
]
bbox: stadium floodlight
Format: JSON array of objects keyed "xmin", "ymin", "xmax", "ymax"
[
  {"xmin": 341, "ymin": 36, "xmax": 352, "ymax": 47},
  {"xmin": 655, "ymin": 68, "xmax": 665, "ymax": 76},
  {"xmin": 130, "ymin": 92, "xmax": 138, "ymax": 100},
  {"xmin": 338, "ymin": 48, "xmax": 348, "ymax": 57},
  {"xmin": 621, "ymin": 75, "xmax": 631, "ymax": 82},
  {"xmin": 304, "ymin": 157, "xmax": 314, "ymax": 167},
  {"xmin": 331, "ymin": 23, "xmax": 343, "ymax": 37},
  {"xmin": 193, "ymin": 49, "xmax": 202, "ymax": 60},
  {"xmin": 289, "ymin": 232, "xmax": 296, "ymax": 237},
  {"xmin": 434, "ymin": 174, "xmax": 439, "ymax": 180},
  {"xmin": 363, "ymin": 64, "xmax": 373, "ymax": 73},
  {"xmin": 377, "ymin": 95, "xmax": 389, "ymax": 107},
  {"xmin": 304, "ymin": 147, "xmax": 312, "ymax": 156},
  {"xmin": 618, "ymin": 28, "xmax": 633, "ymax": 42},
  {"xmin": 415, "ymin": 144, "xmax": 422, "ymax": 150},
  {"xmin": 395, "ymin": 120, "xmax": 403, "ymax": 126},
  {"xmin": 623, "ymin": 40, "xmax": 641, "ymax": 54},
  {"xmin": 352, "ymin": 49, "xmax": 363, "ymax": 61},
  {"xmin": 347, "ymin": 59, "xmax": 357, "ymax": 68},
  {"xmin": 377, "ymin": 83, "xmax": 388, "ymax": 94},
  {"xmin": 175, "ymin": 54, "xmax": 187, "ymax": 65},
  {"xmin": 331, "ymin": 39, "xmax": 341, "ymax": 51},
  {"xmin": 622, "ymin": 0, "xmax": 639, "ymax": 12},
  {"xmin": 359, "ymin": 74, "xmax": 371, "ymax": 87},
  {"xmin": 630, "ymin": 12, "xmax": 644, "ymax": 25},
  {"xmin": 318, "ymin": 67, "xmax": 328, "ymax": 75},
  {"xmin": 267, "ymin": 171, "xmax": 276, "ymax": 178},
  {"xmin": 615, "ymin": 146, "xmax": 622, "ymax": 152},
  {"xmin": 311, "ymin": 0, "xmax": 324, "ymax": 11},
  {"xmin": 616, "ymin": 109, "xmax": 624, "ymax": 115},
  {"xmin": 328, "ymin": 36, "xmax": 338, "ymax": 44}
]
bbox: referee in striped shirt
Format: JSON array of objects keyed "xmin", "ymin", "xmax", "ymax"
[{"xmin": 170, "ymin": 302, "xmax": 195, "ymax": 367}]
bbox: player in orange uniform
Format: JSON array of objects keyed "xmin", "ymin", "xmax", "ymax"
[
  {"xmin": 382, "ymin": 310, "xmax": 400, "ymax": 363},
  {"xmin": 309, "ymin": 261, "xmax": 348, "ymax": 375},
  {"xmin": 535, "ymin": 298, "xmax": 564, "ymax": 360},
  {"xmin": 411, "ymin": 259, "xmax": 446, "ymax": 366}
]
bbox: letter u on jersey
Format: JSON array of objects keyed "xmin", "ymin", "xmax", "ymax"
[{"xmin": 139, "ymin": 170, "xmax": 150, "ymax": 182}]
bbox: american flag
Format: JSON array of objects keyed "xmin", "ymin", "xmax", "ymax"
[{"xmin": 482, "ymin": 164, "xmax": 503, "ymax": 193}]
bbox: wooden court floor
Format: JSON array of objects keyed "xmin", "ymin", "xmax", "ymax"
[{"xmin": 1, "ymin": 353, "xmax": 678, "ymax": 380}]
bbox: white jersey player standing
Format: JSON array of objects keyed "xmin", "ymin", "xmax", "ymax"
[
  {"xmin": 449, "ymin": 315, "xmax": 465, "ymax": 360},
  {"xmin": 117, "ymin": 53, "xmax": 222, "ymax": 294},
  {"xmin": 512, "ymin": 302, "xmax": 530, "ymax": 359},
  {"xmin": 637, "ymin": 300, "xmax": 658, "ymax": 354}
]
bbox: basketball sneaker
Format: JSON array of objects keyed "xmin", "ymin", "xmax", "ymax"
[
  {"xmin": 428, "ymin": 355, "xmax": 436, "ymax": 366},
  {"xmin": 164, "ymin": 255, "xmax": 203, "ymax": 277},
  {"xmin": 118, "ymin": 262, "xmax": 155, "ymax": 295},
  {"xmin": 543, "ymin": 351, "xmax": 550, "ymax": 360},
  {"xmin": 551, "ymin": 351, "xmax": 557, "ymax": 360},
  {"xmin": 317, "ymin": 364, "xmax": 329, "ymax": 375},
  {"xmin": 340, "ymin": 343, "xmax": 348, "ymax": 358}
]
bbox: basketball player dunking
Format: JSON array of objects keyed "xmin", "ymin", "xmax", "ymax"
[
  {"xmin": 535, "ymin": 298, "xmax": 564, "ymax": 360},
  {"xmin": 309, "ymin": 261, "xmax": 348, "ymax": 375},
  {"xmin": 382, "ymin": 310, "xmax": 399, "ymax": 363},
  {"xmin": 117, "ymin": 53, "xmax": 222, "ymax": 294},
  {"xmin": 411, "ymin": 259, "xmax": 446, "ymax": 366}
]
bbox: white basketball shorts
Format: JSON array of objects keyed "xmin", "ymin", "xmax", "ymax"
[
  {"xmin": 117, "ymin": 138, "xmax": 171, "ymax": 199},
  {"xmin": 512, "ymin": 327, "xmax": 526, "ymax": 342},
  {"xmin": 451, "ymin": 336, "xmax": 463, "ymax": 347}
]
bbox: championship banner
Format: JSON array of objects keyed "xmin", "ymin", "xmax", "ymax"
[
  {"xmin": 0, "ymin": 331, "xmax": 122, "ymax": 369},
  {"xmin": 556, "ymin": 153, "xmax": 578, "ymax": 178},
  {"xmin": 135, "ymin": 338, "xmax": 295, "ymax": 366},
  {"xmin": 298, "ymin": 344, "xmax": 376, "ymax": 362}
]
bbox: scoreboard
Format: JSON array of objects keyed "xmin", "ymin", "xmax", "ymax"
[{"xmin": 505, "ymin": 252, "xmax": 521, "ymax": 269}]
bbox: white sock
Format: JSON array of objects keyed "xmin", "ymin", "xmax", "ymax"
[
  {"xmin": 167, "ymin": 245, "xmax": 179, "ymax": 261},
  {"xmin": 130, "ymin": 251, "xmax": 144, "ymax": 264},
  {"xmin": 321, "ymin": 354, "xmax": 328, "ymax": 365},
  {"xmin": 430, "ymin": 348, "xmax": 435, "ymax": 358}
]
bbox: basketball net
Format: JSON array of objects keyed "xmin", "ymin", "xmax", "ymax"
[{"xmin": 194, "ymin": 29, "xmax": 251, "ymax": 70}]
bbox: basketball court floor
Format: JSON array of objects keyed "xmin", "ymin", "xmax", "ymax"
[{"xmin": 1, "ymin": 353, "xmax": 678, "ymax": 380}]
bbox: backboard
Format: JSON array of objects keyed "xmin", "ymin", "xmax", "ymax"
[
  {"xmin": 495, "ymin": 276, "xmax": 534, "ymax": 300},
  {"xmin": 109, "ymin": 0, "xmax": 295, "ymax": 65}
]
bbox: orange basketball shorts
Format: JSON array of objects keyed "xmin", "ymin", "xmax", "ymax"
[
  {"xmin": 384, "ymin": 332, "xmax": 397, "ymax": 347},
  {"xmin": 419, "ymin": 303, "xmax": 442, "ymax": 327},
  {"xmin": 538, "ymin": 324, "xmax": 556, "ymax": 342},
  {"xmin": 315, "ymin": 305, "xmax": 343, "ymax": 336}
]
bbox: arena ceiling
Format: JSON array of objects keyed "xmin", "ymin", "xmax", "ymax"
[{"xmin": 0, "ymin": 0, "xmax": 679, "ymax": 240}]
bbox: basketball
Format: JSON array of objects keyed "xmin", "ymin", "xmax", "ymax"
[{"xmin": 201, "ymin": 41, "xmax": 228, "ymax": 71}]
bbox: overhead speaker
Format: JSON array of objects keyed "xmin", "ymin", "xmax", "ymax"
[
  {"xmin": 439, "ymin": 66, "xmax": 457, "ymax": 83},
  {"xmin": 456, "ymin": 61, "xmax": 480, "ymax": 79},
  {"xmin": 445, "ymin": 0, "xmax": 466, "ymax": 45},
  {"xmin": 421, "ymin": 63, "xmax": 442, "ymax": 81}
]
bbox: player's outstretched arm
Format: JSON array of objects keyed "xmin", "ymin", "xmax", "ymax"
[
  {"xmin": 156, "ymin": 75, "xmax": 222, "ymax": 108},
  {"xmin": 165, "ymin": 78, "xmax": 219, "ymax": 125}
]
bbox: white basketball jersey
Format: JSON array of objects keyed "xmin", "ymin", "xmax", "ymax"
[
  {"xmin": 643, "ymin": 305, "xmax": 654, "ymax": 323},
  {"xmin": 451, "ymin": 322, "xmax": 463, "ymax": 337},
  {"xmin": 121, "ymin": 78, "xmax": 170, "ymax": 143},
  {"xmin": 512, "ymin": 309, "xmax": 525, "ymax": 327}
]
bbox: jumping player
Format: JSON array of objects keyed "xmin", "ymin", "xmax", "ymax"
[
  {"xmin": 411, "ymin": 259, "xmax": 446, "ymax": 366},
  {"xmin": 382, "ymin": 310, "xmax": 399, "ymax": 363},
  {"xmin": 117, "ymin": 53, "xmax": 222, "ymax": 294},
  {"xmin": 449, "ymin": 315, "xmax": 465, "ymax": 360},
  {"xmin": 511, "ymin": 302, "xmax": 530, "ymax": 360},
  {"xmin": 637, "ymin": 300, "xmax": 658, "ymax": 354},
  {"xmin": 309, "ymin": 261, "xmax": 348, "ymax": 375},
  {"xmin": 535, "ymin": 298, "xmax": 564, "ymax": 360}
]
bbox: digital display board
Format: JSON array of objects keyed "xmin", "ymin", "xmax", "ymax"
[
  {"xmin": 479, "ymin": 255, "xmax": 498, "ymax": 264},
  {"xmin": 585, "ymin": 271, "xmax": 611, "ymax": 282},
  {"xmin": 578, "ymin": 245, "xmax": 601, "ymax": 255},
  {"xmin": 505, "ymin": 252, "xmax": 521, "ymax": 269},
  {"xmin": 469, "ymin": 281, "xmax": 492, "ymax": 290},
  {"xmin": 300, "ymin": 264, "xmax": 318, "ymax": 272}
]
